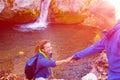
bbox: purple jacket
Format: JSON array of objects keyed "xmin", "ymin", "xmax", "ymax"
[
  {"xmin": 73, "ymin": 23, "xmax": 120, "ymax": 80},
  {"xmin": 35, "ymin": 52, "xmax": 56, "ymax": 78}
]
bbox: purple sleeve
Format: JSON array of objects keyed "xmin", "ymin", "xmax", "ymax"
[
  {"xmin": 73, "ymin": 38, "xmax": 106, "ymax": 59},
  {"xmin": 38, "ymin": 58, "xmax": 56, "ymax": 67}
]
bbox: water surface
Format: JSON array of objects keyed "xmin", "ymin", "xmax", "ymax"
[{"xmin": 0, "ymin": 24, "xmax": 99, "ymax": 80}]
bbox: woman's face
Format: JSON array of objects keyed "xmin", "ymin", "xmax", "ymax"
[{"xmin": 42, "ymin": 42, "xmax": 52, "ymax": 54}]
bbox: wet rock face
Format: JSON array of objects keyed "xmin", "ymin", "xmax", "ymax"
[
  {"xmin": 48, "ymin": 0, "xmax": 90, "ymax": 24},
  {"xmin": 0, "ymin": 0, "xmax": 99, "ymax": 24},
  {"xmin": 0, "ymin": 0, "xmax": 41, "ymax": 24}
]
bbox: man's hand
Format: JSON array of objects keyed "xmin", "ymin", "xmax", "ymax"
[
  {"xmin": 69, "ymin": 57, "xmax": 79, "ymax": 63},
  {"xmin": 64, "ymin": 56, "xmax": 79, "ymax": 63}
]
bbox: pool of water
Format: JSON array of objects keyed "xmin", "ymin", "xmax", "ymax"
[{"xmin": 0, "ymin": 24, "xmax": 99, "ymax": 80}]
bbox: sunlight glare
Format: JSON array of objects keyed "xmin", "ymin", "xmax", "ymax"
[{"xmin": 105, "ymin": 0, "xmax": 120, "ymax": 20}]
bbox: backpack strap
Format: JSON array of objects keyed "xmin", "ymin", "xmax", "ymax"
[
  {"xmin": 105, "ymin": 23, "xmax": 120, "ymax": 40},
  {"xmin": 34, "ymin": 53, "xmax": 40, "ymax": 76}
]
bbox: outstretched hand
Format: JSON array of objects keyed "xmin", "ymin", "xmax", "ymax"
[
  {"xmin": 64, "ymin": 56, "xmax": 78, "ymax": 63},
  {"xmin": 69, "ymin": 58, "xmax": 78, "ymax": 63}
]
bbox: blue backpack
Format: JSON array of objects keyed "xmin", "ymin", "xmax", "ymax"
[{"xmin": 24, "ymin": 53, "xmax": 39, "ymax": 79}]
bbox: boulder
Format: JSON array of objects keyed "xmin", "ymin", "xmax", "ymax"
[
  {"xmin": 48, "ymin": 0, "xmax": 89, "ymax": 24},
  {"xmin": 0, "ymin": 0, "xmax": 99, "ymax": 25},
  {"xmin": 0, "ymin": 0, "xmax": 41, "ymax": 24}
]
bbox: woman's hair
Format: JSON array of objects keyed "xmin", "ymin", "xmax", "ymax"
[{"xmin": 34, "ymin": 39, "xmax": 49, "ymax": 53}]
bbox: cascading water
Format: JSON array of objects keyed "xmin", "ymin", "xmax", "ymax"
[{"xmin": 16, "ymin": 0, "xmax": 51, "ymax": 31}]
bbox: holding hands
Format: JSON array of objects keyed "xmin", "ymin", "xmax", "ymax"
[{"xmin": 64, "ymin": 56, "xmax": 79, "ymax": 63}]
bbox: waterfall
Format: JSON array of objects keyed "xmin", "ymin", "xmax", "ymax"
[
  {"xmin": 0, "ymin": 0, "xmax": 4, "ymax": 13},
  {"xmin": 17, "ymin": 0, "xmax": 51, "ymax": 31}
]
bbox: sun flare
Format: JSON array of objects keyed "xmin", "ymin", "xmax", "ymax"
[{"xmin": 105, "ymin": 0, "xmax": 120, "ymax": 20}]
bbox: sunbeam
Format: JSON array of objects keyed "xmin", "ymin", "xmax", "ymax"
[{"xmin": 105, "ymin": 0, "xmax": 120, "ymax": 20}]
